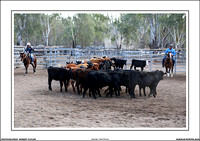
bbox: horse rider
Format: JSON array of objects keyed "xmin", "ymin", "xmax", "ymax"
[
  {"xmin": 25, "ymin": 42, "xmax": 35, "ymax": 63},
  {"xmin": 162, "ymin": 44, "xmax": 176, "ymax": 67}
]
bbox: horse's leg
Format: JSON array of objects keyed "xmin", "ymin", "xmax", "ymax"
[
  {"xmin": 166, "ymin": 68, "xmax": 169, "ymax": 78},
  {"xmin": 27, "ymin": 59, "xmax": 30, "ymax": 74},
  {"xmin": 33, "ymin": 59, "xmax": 37, "ymax": 74},
  {"xmin": 31, "ymin": 62, "xmax": 36, "ymax": 74},
  {"xmin": 171, "ymin": 66, "xmax": 173, "ymax": 78},
  {"xmin": 25, "ymin": 66, "xmax": 28, "ymax": 75}
]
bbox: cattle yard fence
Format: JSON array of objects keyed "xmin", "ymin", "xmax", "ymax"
[{"xmin": 14, "ymin": 46, "xmax": 187, "ymax": 74}]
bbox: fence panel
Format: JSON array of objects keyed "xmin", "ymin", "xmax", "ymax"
[{"xmin": 14, "ymin": 46, "xmax": 186, "ymax": 74}]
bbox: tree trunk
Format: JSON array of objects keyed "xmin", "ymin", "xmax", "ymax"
[
  {"xmin": 40, "ymin": 14, "xmax": 51, "ymax": 46},
  {"xmin": 154, "ymin": 14, "xmax": 157, "ymax": 49},
  {"xmin": 150, "ymin": 15, "xmax": 154, "ymax": 49},
  {"xmin": 17, "ymin": 31, "xmax": 22, "ymax": 45}
]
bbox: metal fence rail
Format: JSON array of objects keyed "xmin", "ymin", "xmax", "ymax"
[{"xmin": 14, "ymin": 46, "xmax": 186, "ymax": 74}]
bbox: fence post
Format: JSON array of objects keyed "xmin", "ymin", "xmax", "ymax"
[
  {"xmin": 50, "ymin": 47, "xmax": 52, "ymax": 66},
  {"xmin": 54, "ymin": 48, "xmax": 57, "ymax": 67},
  {"xmin": 150, "ymin": 51, "xmax": 153, "ymax": 71},
  {"xmin": 75, "ymin": 49, "xmax": 77, "ymax": 62},
  {"xmin": 175, "ymin": 51, "xmax": 177, "ymax": 75},
  {"xmin": 43, "ymin": 47, "xmax": 47, "ymax": 68}
]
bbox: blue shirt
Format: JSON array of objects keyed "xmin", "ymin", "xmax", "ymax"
[{"xmin": 165, "ymin": 48, "xmax": 176, "ymax": 56}]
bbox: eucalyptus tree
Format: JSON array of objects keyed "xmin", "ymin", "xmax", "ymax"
[
  {"xmin": 75, "ymin": 14, "xmax": 95, "ymax": 48},
  {"xmin": 40, "ymin": 13, "xmax": 60, "ymax": 46},
  {"xmin": 48, "ymin": 15, "xmax": 65, "ymax": 46},
  {"xmin": 14, "ymin": 14, "xmax": 43, "ymax": 46},
  {"xmin": 161, "ymin": 14, "xmax": 186, "ymax": 49},
  {"xmin": 26, "ymin": 14, "xmax": 43, "ymax": 46},
  {"xmin": 14, "ymin": 14, "xmax": 28, "ymax": 45},
  {"xmin": 92, "ymin": 13, "xmax": 110, "ymax": 46},
  {"xmin": 110, "ymin": 16, "xmax": 122, "ymax": 49},
  {"xmin": 117, "ymin": 13, "xmax": 186, "ymax": 50},
  {"xmin": 116, "ymin": 14, "xmax": 148, "ymax": 49}
]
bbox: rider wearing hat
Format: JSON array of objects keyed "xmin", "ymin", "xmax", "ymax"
[
  {"xmin": 25, "ymin": 42, "xmax": 35, "ymax": 63},
  {"xmin": 162, "ymin": 44, "xmax": 176, "ymax": 67}
]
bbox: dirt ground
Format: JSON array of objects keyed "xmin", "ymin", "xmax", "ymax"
[{"xmin": 14, "ymin": 66, "xmax": 186, "ymax": 129}]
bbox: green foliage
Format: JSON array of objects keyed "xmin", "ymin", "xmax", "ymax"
[
  {"xmin": 76, "ymin": 14, "xmax": 95, "ymax": 48},
  {"xmin": 93, "ymin": 14, "xmax": 110, "ymax": 45},
  {"xmin": 14, "ymin": 13, "xmax": 186, "ymax": 49}
]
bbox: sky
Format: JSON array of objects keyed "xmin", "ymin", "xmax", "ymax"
[{"xmin": 61, "ymin": 12, "xmax": 121, "ymax": 19}]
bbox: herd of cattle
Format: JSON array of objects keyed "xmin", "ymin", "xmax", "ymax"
[{"xmin": 47, "ymin": 57, "xmax": 164, "ymax": 99}]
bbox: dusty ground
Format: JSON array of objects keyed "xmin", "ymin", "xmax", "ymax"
[{"xmin": 14, "ymin": 66, "xmax": 186, "ymax": 128}]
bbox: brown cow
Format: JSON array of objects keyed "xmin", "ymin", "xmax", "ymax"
[
  {"xmin": 66, "ymin": 63, "xmax": 77, "ymax": 69},
  {"xmin": 89, "ymin": 58, "xmax": 103, "ymax": 64},
  {"xmin": 67, "ymin": 67, "xmax": 85, "ymax": 92}
]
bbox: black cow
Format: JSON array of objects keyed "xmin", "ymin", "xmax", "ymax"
[
  {"xmin": 83, "ymin": 70, "xmax": 121, "ymax": 99},
  {"xmin": 114, "ymin": 69, "xmax": 142, "ymax": 99},
  {"xmin": 138, "ymin": 70, "xmax": 164, "ymax": 97},
  {"xmin": 103, "ymin": 70, "xmax": 125, "ymax": 97},
  {"xmin": 87, "ymin": 61, "xmax": 93, "ymax": 69},
  {"xmin": 75, "ymin": 61, "xmax": 82, "ymax": 65},
  {"xmin": 47, "ymin": 66, "xmax": 72, "ymax": 92},
  {"xmin": 126, "ymin": 70, "xmax": 143, "ymax": 99},
  {"xmin": 110, "ymin": 57, "xmax": 127, "ymax": 69},
  {"xmin": 99, "ymin": 60, "xmax": 113, "ymax": 70},
  {"xmin": 130, "ymin": 59, "xmax": 148, "ymax": 71},
  {"xmin": 66, "ymin": 61, "xmax": 74, "ymax": 65}
]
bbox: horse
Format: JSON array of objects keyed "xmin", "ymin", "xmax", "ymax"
[
  {"xmin": 164, "ymin": 52, "xmax": 173, "ymax": 78},
  {"xmin": 19, "ymin": 52, "xmax": 37, "ymax": 75}
]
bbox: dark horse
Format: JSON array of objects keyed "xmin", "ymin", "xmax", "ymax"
[
  {"xmin": 20, "ymin": 52, "xmax": 37, "ymax": 75},
  {"xmin": 164, "ymin": 52, "xmax": 173, "ymax": 78}
]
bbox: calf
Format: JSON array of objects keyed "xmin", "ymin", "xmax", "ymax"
[
  {"xmin": 102, "ymin": 70, "xmax": 125, "ymax": 97},
  {"xmin": 114, "ymin": 69, "xmax": 143, "ymax": 99},
  {"xmin": 99, "ymin": 60, "xmax": 113, "ymax": 70},
  {"xmin": 126, "ymin": 70, "xmax": 143, "ymax": 99},
  {"xmin": 67, "ymin": 67, "xmax": 85, "ymax": 92},
  {"xmin": 47, "ymin": 66, "xmax": 72, "ymax": 92},
  {"xmin": 83, "ymin": 70, "xmax": 121, "ymax": 99},
  {"xmin": 66, "ymin": 63, "xmax": 77, "ymax": 69},
  {"xmin": 138, "ymin": 70, "xmax": 164, "ymax": 97},
  {"xmin": 130, "ymin": 59, "xmax": 148, "ymax": 71},
  {"xmin": 89, "ymin": 58, "xmax": 103, "ymax": 64},
  {"xmin": 110, "ymin": 57, "xmax": 127, "ymax": 69},
  {"xmin": 75, "ymin": 69, "xmax": 93, "ymax": 95}
]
